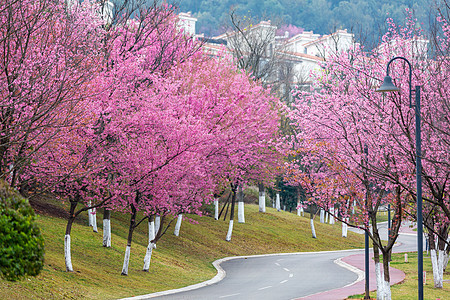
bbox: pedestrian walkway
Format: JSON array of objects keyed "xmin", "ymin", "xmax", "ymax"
[{"xmin": 295, "ymin": 223, "xmax": 414, "ymax": 300}]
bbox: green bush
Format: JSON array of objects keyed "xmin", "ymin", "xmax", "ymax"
[{"xmin": 0, "ymin": 181, "xmax": 44, "ymax": 281}]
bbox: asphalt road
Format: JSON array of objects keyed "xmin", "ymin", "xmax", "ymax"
[
  {"xmin": 151, "ymin": 250, "xmax": 362, "ymax": 300},
  {"xmin": 128, "ymin": 221, "xmax": 419, "ymax": 300}
]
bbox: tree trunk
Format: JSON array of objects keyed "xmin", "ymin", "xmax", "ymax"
[
  {"xmin": 143, "ymin": 242, "xmax": 156, "ymax": 271},
  {"xmin": 103, "ymin": 209, "xmax": 111, "ymax": 247},
  {"xmin": 155, "ymin": 215, "xmax": 161, "ymax": 234},
  {"xmin": 382, "ymin": 250, "xmax": 392, "ymax": 300},
  {"xmin": 92, "ymin": 207, "xmax": 98, "ymax": 232},
  {"xmin": 226, "ymin": 185, "xmax": 237, "ymax": 241},
  {"xmin": 237, "ymin": 185, "xmax": 245, "ymax": 223},
  {"xmin": 310, "ymin": 207, "xmax": 316, "ymax": 238},
  {"xmin": 88, "ymin": 200, "xmax": 93, "ymax": 227},
  {"xmin": 329, "ymin": 207, "xmax": 335, "ymax": 224},
  {"xmin": 174, "ymin": 214, "xmax": 183, "ymax": 236},
  {"xmin": 258, "ymin": 183, "xmax": 265, "ymax": 212},
  {"xmin": 275, "ymin": 193, "xmax": 281, "ymax": 211},
  {"xmin": 319, "ymin": 209, "xmax": 324, "ymax": 223},
  {"xmin": 429, "ymin": 232, "xmax": 443, "ymax": 288},
  {"xmin": 65, "ymin": 201, "xmax": 78, "ymax": 272},
  {"xmin": 214, "ymin": 199, "xmax": 219, "ymax": 220},
  {"xmin": 121, "ymin": 204, "xmax": 136, "ymax": 276},
  {"xmin": 325, "ymin": 211, "xmax": 329, "ymax": 223},
  {"xmin": 342, "ymin": 218, "xmax": 348, "ymax": 237}
]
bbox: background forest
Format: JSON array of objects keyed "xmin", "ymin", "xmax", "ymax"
[{"xmin": 178, "ymin": 0, "xmax": 435, "ymax": 45}]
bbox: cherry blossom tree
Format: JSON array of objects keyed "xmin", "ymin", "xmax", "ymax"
[{"xmin": 286, "ymin": 10, "xmax": 450, "ymax": 298}]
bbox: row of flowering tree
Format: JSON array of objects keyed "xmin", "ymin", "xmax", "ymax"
[
  {"xmin": 1, "ymin": 0, "xmax": 283, "ymax": 275},
  {"xmin": 286, "ymin": 10, "xmax": 450, "ymax": 299}
]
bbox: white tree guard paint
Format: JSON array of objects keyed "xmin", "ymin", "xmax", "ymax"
[
  {"xmin": 319, "ymin": 209, "xmax": 324, "ymax": 223},
  {"xmin": 64, "ymin": 234, "xmax": 73, "ymax": 272},
  {"xmin": 174, "ymin": 214, "xmax": 183, "ymax": 236},
  {"xmin": 300, "ymin": 206, "xmax": 304, "ymax": 216},
  {"xmin": 276, "ymin": 193, "xmax": 281, "ymax": 212},
  {"xmin": 226, "ymin": 220, "xmax": 234, "ymax": 241},
  {"xmin": 214, "ymin": 199, "xmax": 219, "ymax": 220},
  {"xmin": 352, "ymin": 200, "xmax": 356, "ymax": 214},
  {"xmin": 438, "ymin": 249, "xmax": 445, "ymax": 287},
  {"xmin": 143, "ymin": 242, "xmax": 156, "ymax": 271},
  {"xmin": 92, "ymin": 208, "xmax": 98, "ymax": 232},
  {"xmin": 155, "ymin": 216, "xmax": 161, "ymax": 235},
  {"xmin": 342, "ymin": 219, "xmax": 348, "ymax": 237},
  {"xmin": 121, "ymin": 245, "xmax": 131, "ymax": 275},
  {"xmin": 310, "ymin": 219, "xmax": 316, "ymax": 238},
  {"xmin": 325, "ymin": 211, "xmax": 329, "ymax": 223},
  {"xmin": 297, "ymin": 208, "xmax": 301, "ymax": 216},
  {"xmin": 329, "ymin": 207, "xmax": 335, "ymax": 224},
  {"xmin": 443, "ymin": 251, "xmax": 450, "ymax": 272},
  {"xmin": 259, "ymin": 191, "xmax": 266, "ymax": 212},
  {"xmin": 375, "ymin": 262, "xmax": 387, "ymax": 300},
  {"xmin": 430, "ymin": 249, "xmax": 443, "ymax": 288},
  {"xmin": 103, "ymin": 218, "xmax": 111, "ymax": 247},
  {"xmin": 88, "ymin": 201, "xmax": 93, "ymax": 227},
  {"xmin": 148, "ymin": 220, "xmax": 155, "ymax": 242},
  {"xmin": 238, "ymin": 202, "xmax": 245, "ymax": 223},
  {"xmin": 384, "ymin": 280, "xmax": 392, "ymax": 300}
]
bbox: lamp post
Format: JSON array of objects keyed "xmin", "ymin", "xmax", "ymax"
[
  {"xmin": 363, "ymin": 145, "xmax": 370, "ymax": 300},
  {"xmin": 376, "ymin": 56, "xmax": 423, "ymax": 300}
]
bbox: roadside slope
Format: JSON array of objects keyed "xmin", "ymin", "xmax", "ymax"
[{"xmin": 0, "ymin": 203, "xmax": 364, "ymax": 299}]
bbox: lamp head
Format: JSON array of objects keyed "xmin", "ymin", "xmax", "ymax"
[{"xmin": 376, "ymin": 76, "xmax": 400, "ymax": 93}]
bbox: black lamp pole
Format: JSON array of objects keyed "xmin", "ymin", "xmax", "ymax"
[
  {"xmin": 364, "ymin": 145, "xmax": 370, "ymax": 300},
  {"xmin": 376, "ymin": 56, "xmax": 423, "ymax": 300}
]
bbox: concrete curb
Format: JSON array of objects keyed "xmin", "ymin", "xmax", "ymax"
[{"xmin": 119, "ymin": 248, "xmax": 365, "ymax": 299}]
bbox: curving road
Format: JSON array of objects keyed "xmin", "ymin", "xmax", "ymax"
[{"xmin": 123, "ymin": 221, "xmax": 420, "ymax": 300}]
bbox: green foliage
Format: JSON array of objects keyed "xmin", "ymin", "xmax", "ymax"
[
  {"xmin": 178, "ymin": 0, "xmax": 432, "ymax": 46},
  {"xmin": 0, "ymin": 181, "xmax": 44, "ymax": 281}
]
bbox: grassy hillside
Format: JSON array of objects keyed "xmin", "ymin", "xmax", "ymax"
[{"xmin": 0, "ymin": 202, "xmax": 364, "ymax": 299}]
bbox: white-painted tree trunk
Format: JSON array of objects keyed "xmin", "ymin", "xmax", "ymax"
[
  {"xmin": 226, "ymin": 220, "xmax": 234, "ymax": 241},
  {"xmin": 430, "ymin": 249, "xmax": 444, "ymax": 288},
  {"xmin": 238, "ymin": 202, "xmax": 245, "ymax": 223},
  {"xmin": 143, "ymin": 242, "xmax": 156, "ymax": 271},
  {"xmin": 214, "ymin": 199, "xmax": 219, "ymax": 220},
  {"xmin": 259, "ymin": 185, "xmax": 266, "ymax": 212},
  {"xmin": 342, "ymin": 219, "xmax": 348, "ymax": 237},
  {"xmin": 155, "ymin": 216, "xmax": 161, "ymax": 235},
  {"xmin": 375, "ymin": 262, "xmax": 385, "ymax": 300},
  {"xmin": 443, "ymin": 251, "xmax": 450, "ymax": 272},
  {"xmin": 319, "ymin": 209, "xmax": 324, "ymax": 223},
  {"xmin": 374, "ymin": 262, "xmax": 392, "ymax": 300},
  {"xmin": 352, "ymin": 200, "xmax": 356, "ymax": 214},
  {"xmin": 88, "ymin": 201, "xmax": 93, "ymax": 227},
  {"xmin": 92, "ymin": 208, "xmax": 98, "ymax": 232},
  {"xmin": 438, "ymin": 250, "xmax": 445, "ymax": 287},
  {"xmin": 325, "ymin": 211, "xmax": 329, "ymax": 223},
  {"xmin": 276, "ymin": 193, "xmax": 281, "ymax": 212},
  {"xmin": 310, "ymin": 219, "xmax": 316, "ymax": 238},
  {"xmin": 329, "ymin": 207, "xmax": 335, "ymax": 224},
  {"xmin": 148, "ymin": 220, "xmax": 155, "ymax": 242},
  {"xmin": 64, "ymin": 234, "xmax": 73, "ymax": 272},
  {"xmin": 259, "ymin": 184, "xmax": 266, "ymax": 212},
  {"xmin": 121, "ymin": 245, "xmax": 131, "ymax": 275},
  {"xmin": 300, "ymin": 206, "xmax": 304, "ymax": 216},
  {"xmin": 297, "ymin": 207, "xmax": 301, "ymax": 216},
  {"xmin": 103, "ymin": 218, "xmax": 111, "ymax": 247},
  {"xmin": 174, "ymin": 214, "xmax": 183, "ymax": 236}
]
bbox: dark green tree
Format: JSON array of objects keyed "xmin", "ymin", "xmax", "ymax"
[{"xmin": 0, "ymin": 180, "xmax": 44, "ymax": 281}]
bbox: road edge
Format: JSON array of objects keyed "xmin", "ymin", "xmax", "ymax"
[{"xmin": 119, "ymin": 248, "xmax": 365, "ymax": 300}]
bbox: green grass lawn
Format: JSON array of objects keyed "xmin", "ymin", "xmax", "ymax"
[
  {"xmin": 348, "ymin": 252, "xmax": 450, "ymax": 299},
  {"xmin": 1, "ymin": 202, "xmax": 364, "ymax": 300}
]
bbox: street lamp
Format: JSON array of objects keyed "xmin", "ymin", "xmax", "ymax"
[{"xmin": 376, "ymin": 56, "xmax": 423, "ymax": 300}]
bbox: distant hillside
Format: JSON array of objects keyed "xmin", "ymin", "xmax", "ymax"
[{"xmin": 178, "ymin": 0, "xmax": 434, "ymax": 45}]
